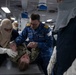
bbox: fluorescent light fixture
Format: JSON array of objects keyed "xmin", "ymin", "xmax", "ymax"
[
  {"xmin": 1, "ymin": 7, "xmax": 11, "ymax": 13},
  {"xmin": 11, "ymin": 17, "xmax": 15, "ymax": 20},
  {"xmin": 42, "ymin": 21, "xmax": 45, "ymax": 24},
  {"xmin": 14, "ymin": 20, "xmax": 18, "ymax": 23},
  {"xmin": 0, "ymin": 19, "xmax": 2, "ymax": 21},
  {"xmin": 51, "ymin": 25, "xmax": 54, "ymax": 28},
  {"xmin": 46, "ymin": 19, "xmax": 52, "ymax": 22}
]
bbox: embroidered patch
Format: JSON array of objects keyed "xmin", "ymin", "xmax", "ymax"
[
  {"xmin": 26, "ymin": 23, "xmax": 30, "ymax": 26},
  {"xmin": 44, "ymin": 25, "xmax": 49, "ymax": 29}
]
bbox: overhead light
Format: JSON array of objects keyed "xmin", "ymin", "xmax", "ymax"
[
  {"xmin": 0, "ymin": 19, "xmax": 2, "ymax": 21},
  {"xmin": 11, "ymin": 17, "xmax": 15, "ymax": 20},
  {"xmin": 1, "ymin": 7, "xmax": 11, "ymax": 13},
  {"xmin": 14, "ymin": 20, "xmax": 18, "ymax": 23},
  {"xmin": 42, "ymin": 21, "xmax": 45, "ymax": 24},
  {"xmin": 46, "ymin": 19, "xmax": 52, "ymax": 22}
]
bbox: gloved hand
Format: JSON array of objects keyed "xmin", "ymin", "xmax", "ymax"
[
  {"xmin": 47, "ymin": 46, "xmax": 56, "ymax": 75},
  {"xmin": 0, "ymin": 47, "xmax": 18, "ymax": 58}
]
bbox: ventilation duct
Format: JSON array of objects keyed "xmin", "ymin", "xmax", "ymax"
[
  {"xmin": 21, "ymin": 0, "xmax": 28, "ymax": 18},
  {"xmin": 21, "ymin": 0, "xmax": 28, "ymax": 10}
]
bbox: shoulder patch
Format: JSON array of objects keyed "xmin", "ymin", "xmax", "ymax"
[
  {"xmin": 44, "ymin": 25, "xmax": 49, "ymax": 29},
  {"xmin": 26, "ymin": 23, "xmax": 30, "ymax": 26}
]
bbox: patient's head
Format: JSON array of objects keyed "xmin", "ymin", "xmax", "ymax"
[{"xmin": 18, "ymin": 54, "xmax": 30, "ymax": 71}]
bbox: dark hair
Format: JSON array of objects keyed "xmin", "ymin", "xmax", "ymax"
[{"xmin": 30, "ymin": 13, "xmax": 40, "ymax": 21}]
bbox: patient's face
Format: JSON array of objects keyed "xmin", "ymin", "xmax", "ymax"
[
  {"xmin": 20, "ymin": 54, "xmax": 30, "ymax": 63},
  {"xmin": 18, "ymin": 54, "xmax": 30, "ymax": 71}
]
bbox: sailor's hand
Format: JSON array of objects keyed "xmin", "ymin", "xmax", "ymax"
[{"xmin": 27, "ymin": 42, "xmax": 38, "ymax": 48}]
